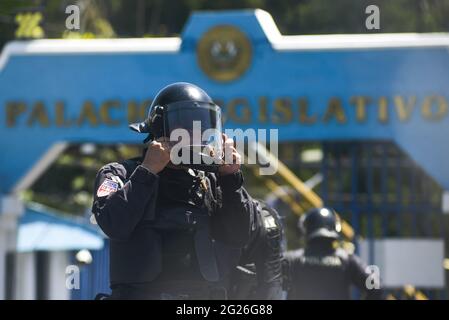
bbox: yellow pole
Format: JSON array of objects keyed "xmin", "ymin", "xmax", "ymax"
[
  {"xmin": 250, "ymin": 166, "xmax": 305, "ymax": 216},
  {"xmin": 247, "ymin": 142, "xmax": 355, "ymax": 240}
]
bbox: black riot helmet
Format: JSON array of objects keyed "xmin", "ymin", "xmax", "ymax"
[
  {"xmin": 298, "ymin": 207, "xmax": 342, "ymax": 241},
  {"xmin": 129, "ymin": 82, "xmax": 223, "ymax": 172}
]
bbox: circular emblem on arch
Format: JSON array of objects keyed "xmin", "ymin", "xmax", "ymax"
[{"xmin": 197, "ymin": 25, "xmax": 252, "ymax": 82}]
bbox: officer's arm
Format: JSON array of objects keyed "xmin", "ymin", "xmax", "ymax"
[
  {"xmin": 254, "ymin": 246, "xmax": 284, "ymax": 300},
  {"xmin": 212, "ymin": 171, "xmax": 257, "ymax": 247},
  {"xmin": 348, "ymin": 254, "xmax": 384, "ymax": 300},
  {"xmin": 253, "ymin": 215, "xmax": 284, "ymax": 299},
  {"xmin": 91, "ymin": 163, "xmax": 158, "ymax": 241}
]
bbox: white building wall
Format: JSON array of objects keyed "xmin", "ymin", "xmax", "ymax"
[
  {"xmin": 14, "ymin": 252, "xmax": 36, "ymax": 300},
  {"xmin": 47, "ymin": 251, "xmax": 70, "ymax": 300},
  {"xmin": 0, "ymin": 227, "xmax": 7, "ymax": 300},
  {"xmin": 359, "ymin": 238, "xmax": 445, "ymax": 288},
  {"xmin": 0, "ymin": 195, "xmax": 24, "ymax": 300}
]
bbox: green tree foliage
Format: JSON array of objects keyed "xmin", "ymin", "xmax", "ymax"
[
  {"xmin": 1, "ymin": 0, "xmax": 449, "ymax": 47},
  {"xmin": 22, "ymin": 144, "xmax": 142, "ymax": 215}
]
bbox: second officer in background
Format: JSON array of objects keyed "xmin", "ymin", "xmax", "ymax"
[{"xmin": 284, "ymin": 207, "xmax": 383, "ymax": 300}]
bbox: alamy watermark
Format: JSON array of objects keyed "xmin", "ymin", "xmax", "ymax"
[
  {"xmin": 365, "ymin": 5, "xmax": 380, "ymax": 30},
  {"xmin": 365, "ymin": 265, "xmax": 381, "ymax": 290},
  {"xmin": 66, "ymin": 265, "xmax": 80, "ymax": 290},
  {"xmin": 65, "ymin": 5, "xmax": 80, "ymax": 30}
]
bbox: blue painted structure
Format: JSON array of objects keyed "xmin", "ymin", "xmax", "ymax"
[{"xmin": 0, "ymin": 10, "xmax": 448, "ymax": 192}]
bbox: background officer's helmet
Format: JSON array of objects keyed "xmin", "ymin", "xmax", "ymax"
[{"xmin": 298, "ymin": 207, "xmax": 342, "ymax": 241}]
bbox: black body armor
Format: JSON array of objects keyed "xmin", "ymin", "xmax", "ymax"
[{"xmin": 92, "ymin": 158, "xmax": 256, "ymax": 299}]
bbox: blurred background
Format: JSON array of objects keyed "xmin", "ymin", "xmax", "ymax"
[{"xmin": 0, "ymin": 0, "xmax": 449, "ymax": 300}]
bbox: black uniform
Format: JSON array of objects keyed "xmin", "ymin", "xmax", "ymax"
[
  {"xmin": 229, "ymin": 201, "xmax": 284, "ymax": 300},
  {"xmin": 92, "ymin": 157, "xmax": 257, "ymax": 299},
  {"xmin": 284, "ymin": 240, "xmax": 383, "ymax": 300}
]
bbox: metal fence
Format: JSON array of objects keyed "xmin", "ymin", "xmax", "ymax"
[{"xmin": 277, "ymin": 140, "xmax": 448, "ymax": 299}]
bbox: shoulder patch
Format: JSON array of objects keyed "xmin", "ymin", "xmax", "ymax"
[{"xmin": 97, "ymin": 178, "xmax": 119, "ymax": 197}]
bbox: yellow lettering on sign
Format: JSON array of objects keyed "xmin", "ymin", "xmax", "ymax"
[
  {"xmin": 56, "ymin": 101, "xmax": 72, "ymax": 127},
  {"xmin": 4, "ymin": 95, "xmax": 448, "ymax": 129},
  {"xmin": 350, "ymin": 96, "xmax": 371, "ymax": 122},
  {"xmin": 421, "ymin": 96, "xmax": 448, "ymax": 121},
  {"xmin": 6, "ymin": 102, "xmax": 26, "ymax": 127},
  {"xmin": 258, "ymin": 97, "xmax": 269, "ymax": 123},
  {"xmin": 127, "ymin": 99, "xmax": 152, "ymax": 124},
  {"xmin": 227, "ymin": 98, "xmax": 251, "ymax": 124},
  {"xmin": 394, "ymin": 96, "xmax": 416, "ymax": 121},
  {"xmin": 298, "ymin": 98, "xmax": 317, "ymax": 124},
  {"xmin": 77, "ymin": 101, "xmax": 98, "ymax": 126},
  {"xmin": 27, "ymin": 102, "xmax": 50, "ymax": 127},
  {"xmin": 272, "ymin": 98, "xmax": 293, "ymax": 124},
  {"xmin": 378, "ymin": 96, "xmax": 388, "ymax": 123},
  {"xmin": 323, "ymin": 98, "xmax": 347, "ymax": 124},
  {"xmin": 100, "ymin": 100, "xmax": 121, "ymax": 126}
]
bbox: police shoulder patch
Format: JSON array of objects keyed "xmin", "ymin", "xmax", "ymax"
[{"xmin": 97, "ymin": 178, "xmax": 119, "ymax": 197}]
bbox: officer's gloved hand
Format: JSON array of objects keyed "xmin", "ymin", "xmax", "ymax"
[{"xmin": 142, "ymin": 138, "xmax": 171, "ymax": 174}]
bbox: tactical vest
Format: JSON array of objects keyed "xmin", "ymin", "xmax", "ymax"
[{"xmin": 109, "ymin": 159, "xmax": 241, "ymax": 292}]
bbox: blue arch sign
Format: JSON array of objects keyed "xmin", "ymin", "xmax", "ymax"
[{"xmin": 1, "ymin": 9, "xmax": 449, "ymax": 193}]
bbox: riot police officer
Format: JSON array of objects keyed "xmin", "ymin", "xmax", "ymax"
[
  {"xmin": 229, "ymin": 200, "xmax": 284, "ymax": 300},
  {"xmin": 284, "ymin": 207, "xmax": 383, "ymax": 300},
  {"xmin": 91, "ymin": 82, "xmax": 258, "ymax": 299}
]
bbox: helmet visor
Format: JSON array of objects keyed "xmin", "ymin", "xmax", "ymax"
[{"xmin": 163, "ymin": 101, "xmax": 223, "ymax": 164}]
